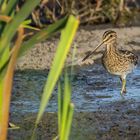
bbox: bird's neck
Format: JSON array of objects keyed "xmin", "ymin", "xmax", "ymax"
[{"xmin": 106, "ymin": 41, "xmax": 118, "ymax": 54}]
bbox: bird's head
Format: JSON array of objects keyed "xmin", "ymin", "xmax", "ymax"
[
  {"xmin": 102, "ymin": 30, "xmax": 117, "ymax": 45},
  {"xmin": 82, "ymin": 30, "xmax": 117, "ymax": 61}
]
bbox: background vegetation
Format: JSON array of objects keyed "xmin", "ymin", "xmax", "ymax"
[{"xmin": 19, "ymin": 0, "xmax": 140, "ymax": 27}]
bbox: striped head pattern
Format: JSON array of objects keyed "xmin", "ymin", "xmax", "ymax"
[{"xmin": 102, "ymin": 30, "xmax": 117, "ymax": 44}]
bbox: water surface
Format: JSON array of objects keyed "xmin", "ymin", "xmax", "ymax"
[{"xmin": 11, "ymin": 63, "xmax": 140, "ymax": 114}]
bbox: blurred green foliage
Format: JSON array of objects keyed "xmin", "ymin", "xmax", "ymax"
[{"xmin": 0, "ymin": 0, "xmax": 79, "ymax": 139}]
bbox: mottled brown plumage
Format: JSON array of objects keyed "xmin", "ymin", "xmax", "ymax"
[{"xmin": 83, "ymin": 30, "xmax": 138, "ymax": 94}]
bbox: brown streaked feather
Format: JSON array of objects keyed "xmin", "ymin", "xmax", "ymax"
[
  {"xmin": 102, "ymin": 30, "xmax": 116, "ymax": 40},
  {"xmin": 119, "ymin": 50, "xmax": 138, "ymax": 66}
]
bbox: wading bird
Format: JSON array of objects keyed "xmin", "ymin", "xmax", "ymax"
[{"xmin": 82, "ymin": 30, "xmax": 138, "ymax": 95}]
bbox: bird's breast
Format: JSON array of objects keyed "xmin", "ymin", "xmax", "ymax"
[{"xmin": 102, "ymin": 51, "xmax": 136, "ymax": 76}]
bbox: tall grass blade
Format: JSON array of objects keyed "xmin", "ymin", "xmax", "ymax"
[
  {"xmin": 60, "ymin": 74, "xmax": 71, "ymax": 140},
  {"xmin": 18, "ymin": 16, "xmax": 68, "ymax": 57},
  {"xmin": 0, "ymin": 0, "xmax": 7, "ymax": 13},
  {"xmin": 36, "ymin": 15, "xmax": 79, "ymax": 124},
  {"xmin": 0, "ymin": 46, "xmax": 9, "ymax": 69},
  {"xmin": 58, "ymin": 82, "xmax": 62, "ymax": 134},
  {"xmin": 0, "ymin": 17, "xmax": 68, "ymax": 73},
  {"xmin": 2, "ymin": 0, "xmax": 17, "ymax": 15},
  {"xmin": 0, "ymin": 78, "xmax": 3, "ymax": 123},
  {"xmin": 0, "ymin": 28, "xmax": 24, "ymax": 140},
  {"xmin": 57, "ymin": 73, "xmax": 74, "ymax": 140},
  {"xmin": 70, "ymin": 44, "xmax": 77, "ymax": 81},
  {"xmin": 64, "ymin": 103, "xmax": 74, "ymax": 140},
  {"xmin": 0, "ymin": 0, "xmax": 40, "ymax": 52}
]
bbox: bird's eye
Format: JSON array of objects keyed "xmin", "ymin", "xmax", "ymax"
[{"xmin": 110, "ymin": 35, "xmax": 113, "ymax": 37}]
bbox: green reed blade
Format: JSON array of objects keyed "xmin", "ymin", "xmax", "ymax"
[
  {"xmin": 60, "ymin": 74, "xmax": 71, "ymax": 140},
  {"xmin": 0, "ymin": 16, "xmax": 68, "ymax": 75},
  {"xmin": 70, "ymin": 44, "xmax": 77, "ymax": 81},
  {"xmin": 0, "ymin": 0, "xmax": 40, "ymax": 52},
  {"xmin": 64, "ymin": 103, "xmax": 74, "ymax": 140},
  {"xmin": 36, "ymin": 15, "xmax": 79, "ymax": 124},
  {"xmin": 18, "ymin": 16, "xmax": 68, "ymax": 57},
  {"xmin": 58, "ymin": 82, "xmax": 62, "ymax": 134},
  {"xmin": 57, "ymin": 73, "xmax": 74, "ymax": 140},
  {"xmin": 0, "ymin": 0, "xmax": 7, "ymax": 13},
  {"xmin": 0, "ymin": 78, "xmax": 3, "ymax": 123},
  {"xmin": 2, "ymin": 0, "xmax": 17, "ymax": 15}
]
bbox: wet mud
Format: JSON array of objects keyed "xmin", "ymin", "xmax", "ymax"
[{"xmin": 9, "ymin": 62, "xmax": 140, "ymax": 140}]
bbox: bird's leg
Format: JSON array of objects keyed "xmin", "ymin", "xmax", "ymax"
[{"xmin": 120, "ymin": 77, "xmax": 127, "ymax": 94}]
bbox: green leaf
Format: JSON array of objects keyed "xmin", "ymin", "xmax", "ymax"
[
  {"xmin": 0, "ymin": 78, "xmax": 3, "ymax": 123},
  {"xmin": 0, "ymin": 0, "xmax": 40, "ymax": 52},
  {"xmin": 21, "ymin": 19, "xmax": 32, "ymax": 25},
  {"xmin": 0, "ymin": 46, "xmax": 9, "ymax": 70},
  {"xmin": 64, "ymin": 103, "xmax": 74, "ymax": 140},
  {"xmin": 0, "ymin": 0, "xmax": 7, "ymax": 13},
  {"xmin": 0, "ymin": 16, "xmax": 68, "ymax": 82},
  {"xmin": 58, "ymin": 82, "xmax": 62, "ymax": 134},
  {"xmin": 18, "ymin": 16, "xmax": 68, "ymax": 57},
  {"xmin": 2, "ymin": 0, "xmax": 17, "ymax": 15},
  {"xmin": 36, "ymin": 15, "xmax": 79, "ymax": 124},
  {"xmin": 60, "ymin": 74, "xmax": 71, "ymax": 140}
]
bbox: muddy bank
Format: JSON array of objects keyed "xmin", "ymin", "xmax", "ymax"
[
  {"xmin": 9, "ymin": 100, "xmax": 140, "ymax": 140},
  {"xmin": 16, "ymin": 26, "xmax": 140, "ymax": 70}
]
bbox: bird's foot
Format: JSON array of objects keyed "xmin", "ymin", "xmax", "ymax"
[{"xmin": 120, "ymin": 88, "xmax": 127, "ymax": 95}]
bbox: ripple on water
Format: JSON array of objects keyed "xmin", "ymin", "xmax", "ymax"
[{"xmin": 11, "ymin": 64, "xmax": 140, "ymax": 114}]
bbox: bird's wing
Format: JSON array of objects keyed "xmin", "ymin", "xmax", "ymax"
[{"xmin": 119, "ymin": 50, "xmax": 138, "ymax": 65}]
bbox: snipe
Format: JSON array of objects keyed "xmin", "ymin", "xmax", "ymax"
[{"xmin": 82, "ymin": 30, "xmax": 138, "ymax": 95}]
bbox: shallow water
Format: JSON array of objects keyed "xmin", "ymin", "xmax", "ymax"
[{"xmin": 11, "ymin": 63, "xmax": 140, "ymax": 114}]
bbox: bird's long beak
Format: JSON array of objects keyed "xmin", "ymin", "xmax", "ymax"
[{"xmin": 82, "ymin": 41, "xmax": 104, "ymax": 61}]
